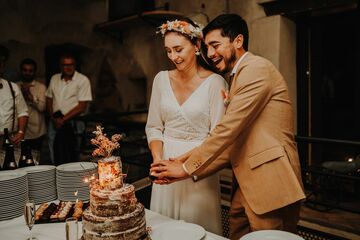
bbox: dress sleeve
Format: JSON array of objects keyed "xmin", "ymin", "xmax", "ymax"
[
  {"xmin": 209, "ymin": 74, "xmax": 228, "ymax": 130},
  {"xmin": 145, "ymin": 72, "xmax": 164, "ymax": 143}
]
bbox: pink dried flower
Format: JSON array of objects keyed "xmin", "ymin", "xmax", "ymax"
[{"xmin": 91, "ymin": 125, "xmax": 122, "ymax": 157}]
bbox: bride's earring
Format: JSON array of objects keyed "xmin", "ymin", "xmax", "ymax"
[{"xmin": 195, "ymin": 49, "xmax": 201, "ymax": 56}]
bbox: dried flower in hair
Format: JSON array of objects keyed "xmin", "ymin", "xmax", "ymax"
[{"xmin": 157, "ymin": 20, "xmax": 203, "ymax": 39}]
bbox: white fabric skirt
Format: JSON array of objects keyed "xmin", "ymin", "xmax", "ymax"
[{"xmin": 150, "ymin": 136, "xmax": 222, "ymax": 235}]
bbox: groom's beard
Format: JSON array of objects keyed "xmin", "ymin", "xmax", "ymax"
[
  {"xmin": 218, "ymin": 47, "xmax": 237, "ymax": 75},
  {"xmin": 215, "ymin": 48, "xmax": 236, "ymax": 74}
]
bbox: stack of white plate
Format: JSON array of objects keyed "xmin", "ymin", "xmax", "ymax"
[
  {"xmin": 56, "ymin": 162, "xmax": 97, "ymax": 201},
  {"xmin": 20, "ymin": 165, "xmax": 57, "ymax": 204},
  {"xmin": 0, "ymin": 170, "xmax": 28, "ymax": 221}
]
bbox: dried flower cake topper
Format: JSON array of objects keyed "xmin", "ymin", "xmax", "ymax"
[
  {"xmin": 157, "ymin": 19, "xmax": 203, "ymax": 39},
  {"xmin": 91, "ymin": 125, "xmax": 122, "ymax": 158}
]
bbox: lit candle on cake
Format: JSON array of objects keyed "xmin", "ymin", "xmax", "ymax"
[
  {"xmin": 98, "ymin": 157, "xmax": 122, "ymax": 189},
  {"xmin": 91, "ymin": 126, "xmax": 122, "ymax": 190}
]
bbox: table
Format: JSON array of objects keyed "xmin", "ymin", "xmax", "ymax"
[{"xmin": 0, "ymin": 209, "xmax": 228, "ymax": 240}]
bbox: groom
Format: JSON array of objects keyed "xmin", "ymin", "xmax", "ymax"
[{"xmin": 151, "ymin": 14, "xmax": 305, "ymax": 239}]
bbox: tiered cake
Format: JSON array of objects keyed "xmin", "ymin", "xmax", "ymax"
[{"xmin": 82, "ymin": 127, "xmax": 148, "ymax": 240}]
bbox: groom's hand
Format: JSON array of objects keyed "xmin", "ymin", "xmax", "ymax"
[{"xmin": 150, "ymin": 160, "xmax": 190, "ymax": 184}]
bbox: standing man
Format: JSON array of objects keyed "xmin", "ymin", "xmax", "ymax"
[
  {"xmin": 151, "ymin": 14, "xmax": 305, "ymax": 239},
  {"xmin": 0, "ymin": 45, "xmax": 28, "ymax": 145},
  {"xmin": 46, "ymin": 53, "xmax": 92, "ymax": 165},
  {"xmin": 18, "ymin": 58, "xmax": 47, "ymax": 155}
]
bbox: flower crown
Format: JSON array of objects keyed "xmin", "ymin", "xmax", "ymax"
[{"xmin": 157, "ymin": 20, "xmax": 203, "ymax": 39}]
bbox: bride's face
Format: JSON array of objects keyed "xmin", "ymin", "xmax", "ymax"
[{"xmin": 164, "ymin": 32, "xmax": 197, "ymax": 71}]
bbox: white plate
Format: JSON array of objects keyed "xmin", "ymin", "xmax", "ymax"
[
  {"xmin": 56, "ymin": 162, "xmax": 97, "ymax": 172},
  {"xmin": 19, "ymin": 165, "xmax": 55, "ymax": 173},
  {"xmin": 151, "ymin": 222, "xmax": 205, "ymax": 240},
  {"xmin": 0, "ymin": 170, "xmax": 27, "ymax": 181},
  {"xmin": 240, "ymin": 230, "xmax": 304, "ymax": 240}
]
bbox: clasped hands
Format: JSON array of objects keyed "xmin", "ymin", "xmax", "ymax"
[{"xmin": 150, "ymin": 155, "xmax": 190, "ymax": 185}]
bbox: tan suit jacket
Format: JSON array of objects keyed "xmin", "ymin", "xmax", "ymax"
[{"xmin": 184, "ymin": 52, "xmax": 305, "ymax": 215}]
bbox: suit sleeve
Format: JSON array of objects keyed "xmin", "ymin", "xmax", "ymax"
[
  {"xmin": 191, "ymin": 75, "xmax": 229, "ymax": 180},
  {"xmin": 184, "ymin": 61, "xmax": 273, "ymax": 175}
]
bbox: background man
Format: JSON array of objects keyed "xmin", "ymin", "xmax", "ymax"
[
  {"xmin": 0, "ymin": 45, "xmax": 28, "ymax": 145},
  {"xmin": 18, "ymin": 58, "xmax": 47, "ymax": 156},
  {"xmin": 151, "ymin": 14, "xmax": 305, "ymax": 239},
  {"xmin": 46, "ymin": 52, "xmax": 92, "ymax": 165}
]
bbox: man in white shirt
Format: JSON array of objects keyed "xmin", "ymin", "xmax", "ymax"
[
  {"xmin": 46, "ymin": 53, "xmax": 92, "ymax": 165},
  {"xmin": 18, "ymin": 58, "xmax": 47, "ymax": 153},
  {"xmin": 0, "ymin": 45, "xmax": 28, "ymax": 145}
]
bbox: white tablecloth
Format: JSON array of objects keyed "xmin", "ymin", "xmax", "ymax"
[{"xmin": 0, "ymin": 209, "xmax": 228, "ymax": 240}]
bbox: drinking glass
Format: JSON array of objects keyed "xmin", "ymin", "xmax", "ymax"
[
  {"xmin": 24, "ymin": 200, "xmax": 38, "ymax": 240},
  {"xmin": 65, "ymin": 217, "xmax": 78, "ymax": 240}
]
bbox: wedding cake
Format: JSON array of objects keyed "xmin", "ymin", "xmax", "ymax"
[{"xmin": 82, "ymin": 127, "xmax": 148, "ymax": 240}]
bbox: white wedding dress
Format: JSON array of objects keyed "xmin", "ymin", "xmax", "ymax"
[{"xmin": 146, "ymin": 71, "xmax": 227, "ymax": 235}]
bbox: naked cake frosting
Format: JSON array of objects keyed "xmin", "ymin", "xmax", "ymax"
[{"xmin": 82, "ymin": 127, "xmax": 148, "ymax": 240}]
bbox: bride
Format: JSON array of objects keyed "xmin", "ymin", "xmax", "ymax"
[{"xmin": 145, "ymin": 18, "xmax": 227, "ymax": 235}]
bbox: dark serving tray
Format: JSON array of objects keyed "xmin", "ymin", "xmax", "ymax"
[{"xmin": 35, "ymin": 201, "xmax": 89, "ymax": 224}]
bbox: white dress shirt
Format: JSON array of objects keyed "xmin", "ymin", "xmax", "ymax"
[
  {"xmin": 18, "ymin": 79, "xmax": 47, "ymax": 139},
  {"xmin": 45, "ymin": 71, "xmax": 92, "ymax": 115},
  {"xmin": 0, "ymin": 78, "xmax": 28, "ymax": 134}
]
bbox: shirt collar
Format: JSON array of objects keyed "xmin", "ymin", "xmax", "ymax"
[
  {"xmin": 61, "ymin": 71, "xmax": 77, "ymax": 81},
  {"xmin": 230, "ymin": 52, "xmax": 249, "ymax": 76}
]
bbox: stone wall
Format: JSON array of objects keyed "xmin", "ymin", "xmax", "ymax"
[{"xmin": 0, "ymin": 0, "xmax": 297, "ymax": 127}]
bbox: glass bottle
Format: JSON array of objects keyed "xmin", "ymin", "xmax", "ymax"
[
  {"xmin": 2, "ymin": 128, "xmax": 11, "ymax": 148},
  {"xmin": 3, "ymin": 144, "xmax": 17, "ymax": 170},
  {"xmin": 1, "ymin": 128, "xmax": 11, "ymax": 169},
  {"xmin": 18, "ymin": 140, "xmax": 35, "ymax": 168}
]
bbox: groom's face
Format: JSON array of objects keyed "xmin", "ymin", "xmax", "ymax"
[{"xmin": 204, "ymin": 29, "xmax": 237, "ymax": 74}]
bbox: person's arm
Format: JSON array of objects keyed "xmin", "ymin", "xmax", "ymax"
[
  {"xmin": 184, "ymin": 62, "xmax": 273, "ymax": 175},
  {"xmin": 152, "ymin": 61, "xmax": 274, "ymax": 178},
  {"xmin": 11, "ymin": 84, "xmax": 29, "ymax": 144},
  {"xmin": 149, "ymin": 140, "xmax": 163, "ymax": 164},
  {"xmin": 188, "ymin": 75, "xmax": 229, "ymax": 180},
  {"xmin": 62, "ymin": 101, "xmax": 88, "ymax": 122},
  {"xmin": 145, "ymin": 72, "xmax": 165, "ymax": 164},
  {"xmin": 53, "ymin": 101, "xmax": 88, "ymax": 129},
  {"xmin": 11, "ymin": 116, "xmax": 28, "ymax": 144}
]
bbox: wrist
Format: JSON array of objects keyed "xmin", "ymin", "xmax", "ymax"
[
  {"xmin": 182, "ymin": 163, "xmax": 190, "ymax": 175},
  {"xmin": 18, "ymin": 130, "xmax": 24, "ymax": 135}
]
